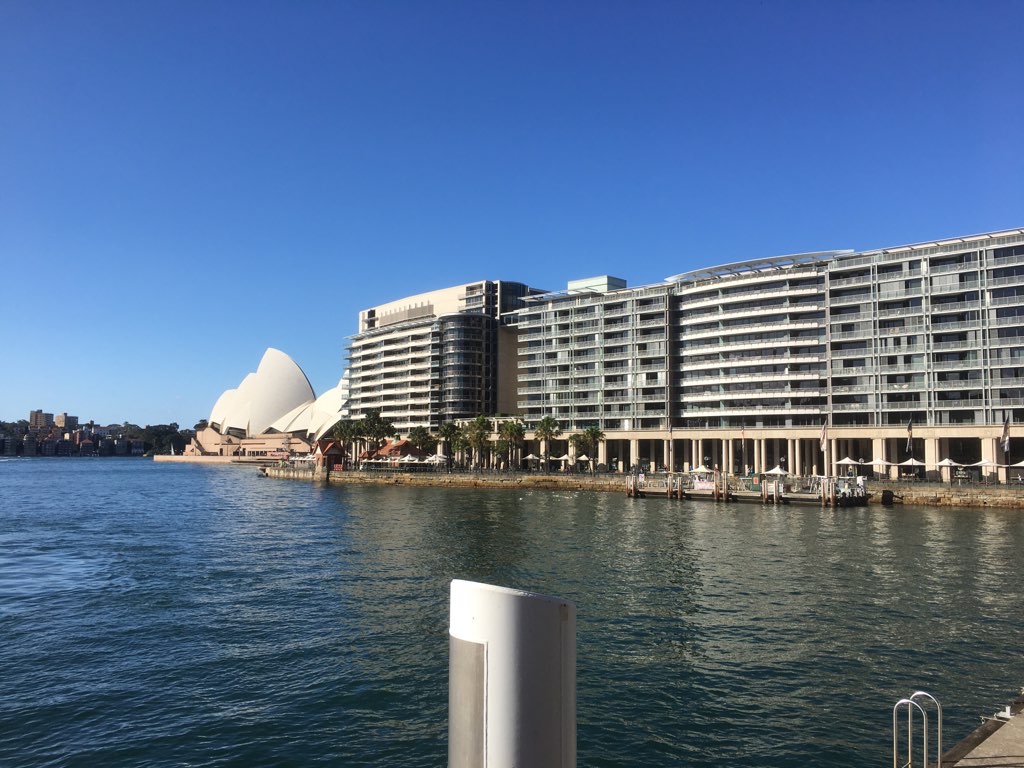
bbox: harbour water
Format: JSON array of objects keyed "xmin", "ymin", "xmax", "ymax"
[{"xmin": 2, "ymin": 458, "xmax": 1023, "ymax": 767}]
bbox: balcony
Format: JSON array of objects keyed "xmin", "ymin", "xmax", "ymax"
[
  {"xmin": 930, "ymin": 279, "xmax": 980, "ymax": 294},
  {"xmin": 931, "ymin": 398, "xmax": 986, "ymax": 409}
]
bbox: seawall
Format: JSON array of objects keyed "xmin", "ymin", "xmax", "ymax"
[
  {"xmin": 259, "ymin": 467, "xmax": 1024, "ymax": 509},
  {"xmin": 154, "ymin": 455, "xmax": 263, "ymax": 465},
  {"xmin": 263, "ymin": 466, "xmax": 624, "ymax": 493}
]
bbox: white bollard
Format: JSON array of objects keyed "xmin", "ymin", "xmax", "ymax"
[{"xmin": 448, "ymin": 579, "xmax": 576, "ymax": 768}]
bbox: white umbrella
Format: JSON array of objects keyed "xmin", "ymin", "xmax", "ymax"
[
  {"xmin": 870, "ymin": 458, "xmax": 893, "ymax": 467},
  {"xmin": 835, "ymin": 457, "xmax": 860, "ymax": 466},
  {"xmin": 1011, "ymin": 459, "xmax": 1024, "ymax": 468},
  {"xmin": 935, "ymin": 458, "xmax": 962, "ymax": 467},
  {"xmin": 523, "ymin": 453, "xmax": 539, "ymax": 461},
  {"xmin": 555, "ymin": 454, "xmax": 571, "ymax": 461},
  {"xmin": 692, "ymin": 465, "xmax": 713, "ymax": 474},
  {"xmin": 577, "ymin": 454, "xmax": 590, "ymax": 462},
  {"xmin": 899, "ymin": 458, "xmax": 926, "ymax": 467},
  {"xmin": 765, "ymin": 465, "xmax": 788, "ymax": 475},
  {"xmin": 970, "ymin": 459, "xmax": 1002, "ymax": 468}
]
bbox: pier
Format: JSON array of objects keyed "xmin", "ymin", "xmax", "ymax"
[{"xmin": 943, "ymin": 693, "xmax": 1024, "ymax": 767}]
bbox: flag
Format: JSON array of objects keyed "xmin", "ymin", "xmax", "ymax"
[
  {"xmin": 1002, "ymin": 414, "xmax": 1011, "ymax": 454},
  {"xmin": 819, "ymin": 421, "xmax": 828, "ymax": 452},
  {"xmin": 905, "ymin": 419, "xmax": 913, "ymax": 453}
]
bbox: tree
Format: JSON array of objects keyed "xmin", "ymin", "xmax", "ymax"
[
  {"xmin": 569, "ymin": 425, "xmax": 605, "ymax": 473},
  {"xmin": 533, "ymin": 416, "xmax": 561, "ymax": 471},
  {"xmin": 463, "ymin": 415, "xmax": 493, "ymax": 469},
  {"xmin": 498, "ymin": 419, "xmax": 526, "ymax": 469},
  {"xmin": 194, "ymin": 419, "xmax": 209, "ymax": 431},
  {"xmin": 406, "ymin": 425, "xmax": 434, "ymax": 454},
  {"xmin": 360, "ymin": 410, "xmax": 396, "ymax": 452},
  {"xmin": 438, "ymin": 422, "xmax": 461, "ymax": 468},
  {"xmin": 331, "ymin": 419, "xmax": 363, "ymax": 464},
  {"xmin": 452, "ymin": 431, "xmax": 469, "ymax": 468}
]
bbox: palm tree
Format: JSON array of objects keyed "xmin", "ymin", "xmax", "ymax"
[
  {"xmin": 569, "ymin": 425, "xmax": 605, "ymax": 473},
  {"xmin": 533, "ymin": 416, "xmax": 561, "ymax": 472},
  {"xmin": 330, "ymin": 419, "xmax": 363, "ymax": 468},
  {"xmin": 452, "ymin": 431, "xmax": 470, "ymax": 469},
  {"xmin": 361, "ymin": 409, "xmax": 396, "ymax": 453},
  {"xmin": 406, "ymin": 425, "xmax": 434, "ymax": 455},
  {"xmin": 498, "ymin": 419, "xmax": 526, "ymax": 470},
  {"xmin": 463, "ymin": 415, "xmax": 493, "ymax": 469},
  {"xmin": 437, "ymin": 422, "xmax": 460, "ymax": 468}
]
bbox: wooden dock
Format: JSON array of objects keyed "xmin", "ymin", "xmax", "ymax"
[{"xmin": 625, "ymin": 472, "xmax": 869, "ymax": 507}]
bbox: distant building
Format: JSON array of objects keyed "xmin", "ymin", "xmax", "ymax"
[
  {"xmin": 55, "ymin": 413, "xmax": 78, "ymax": 429},
  {"xmin": 345, "ymin": 280, "xmax": 545, "ymax": 433},
  {"xmin": 29, "ymin": 410, "xmax": 53, "ymax": 429},
  {"xmin": 186, "ymin": 348, "xmax": 347, "ymax": 459}
]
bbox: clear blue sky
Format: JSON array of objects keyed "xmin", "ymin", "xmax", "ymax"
[{"xmin": 2, "ymin": 1, "xmax": 1022, "ymax": 427}]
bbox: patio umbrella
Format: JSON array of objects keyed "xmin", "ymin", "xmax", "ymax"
[
  {"xmin": 765, "ymin": 465, "xmax": 788, "ymax": 475},
  {"xmin": 870, "ymin": 458, "xmax": 893, "ymax": 467},
  {"xmin": 898, "ymin": 458, "xmax": 926, "ymax": 467},
  {"xmin": 1011, "ymin": 459, "xmax": 1024, "ymax": 468},
  {"xmin": 836, "ymin": 457, "xmax": 860, "ymax": 466},
  {"xmin": 970, "ymin": 460, "xmax": 1002, "ymax": 468},
  {"xmin": 523, "ymin": 453, "xmax": 539, "ymax": 461},
  {"xmin": 934, "ymin": 458, "xmax": 962, "ymax": 467},
  {"xmin": 577, "ymin": 455, "xmax": 590, "ymax": 462},
  {"xmin": 555, "ymin": 454, "xmax": 571, "ymax": 461},
  {"xmin": 691, "ymin": 465, "xmax": 713, "ymax": 474}
]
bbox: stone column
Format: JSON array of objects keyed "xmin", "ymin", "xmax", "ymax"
[
  {"xmin": 630, "ymin": 439, "xmax": 639, "ymax": 470},
  {"xmin": 924, "ymin": 437, "xmax": 939, "ymax": 482},
  {"xmin": 982, "ymin": 437, "xmax": 997, "ymax": 484}
]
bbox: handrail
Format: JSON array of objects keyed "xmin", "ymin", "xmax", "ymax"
[
  {"xmin": 892, "ymin": 691, "xmax": 942, "ymax": 768},
  {"xmin": 911, "ymin": 690, "xmax": 942, "ymax": 768},
  {"xmin": 893, "ymin": 698, "xmax": 928, "ymax": 768}
]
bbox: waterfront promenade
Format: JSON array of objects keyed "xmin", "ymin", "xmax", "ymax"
[{"xmin": 252, "ymin": 463, "xmax": 1024, "ymax": 509}]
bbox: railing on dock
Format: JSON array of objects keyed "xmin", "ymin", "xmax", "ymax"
[{"xmin": 893, "ymin": 690, "xmax": 942, "ymax": 768}]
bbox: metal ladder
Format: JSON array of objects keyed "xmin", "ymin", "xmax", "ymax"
[{"xmin": 893, "ymin": 690, "xmax": 943, "ymax": 768}]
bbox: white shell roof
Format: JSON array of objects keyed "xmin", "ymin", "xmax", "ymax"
[{"xmin": 208, "ymin": 348, "xmax": 316, "ymax": 438}]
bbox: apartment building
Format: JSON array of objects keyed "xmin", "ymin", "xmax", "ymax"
[
  {"xmin": 29, "ymin": 410, "xmax": 54, "ymax": 429},
  {"xmin": 514, "ymin": 227, "xmax": 1024, "ymax": 475},
  {"xmin": 346, "ymin": 280, "xmax": 544, "ymax": 433}
]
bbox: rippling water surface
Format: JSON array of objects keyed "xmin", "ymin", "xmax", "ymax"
[{"xmin": 2, "ymin": 458, "xmax": 1023, "ymax": 766}]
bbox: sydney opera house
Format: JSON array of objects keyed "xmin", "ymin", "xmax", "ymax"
[{"xmin": 184, "ymin": 348, "xmax": 347, "ymax": 459}]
